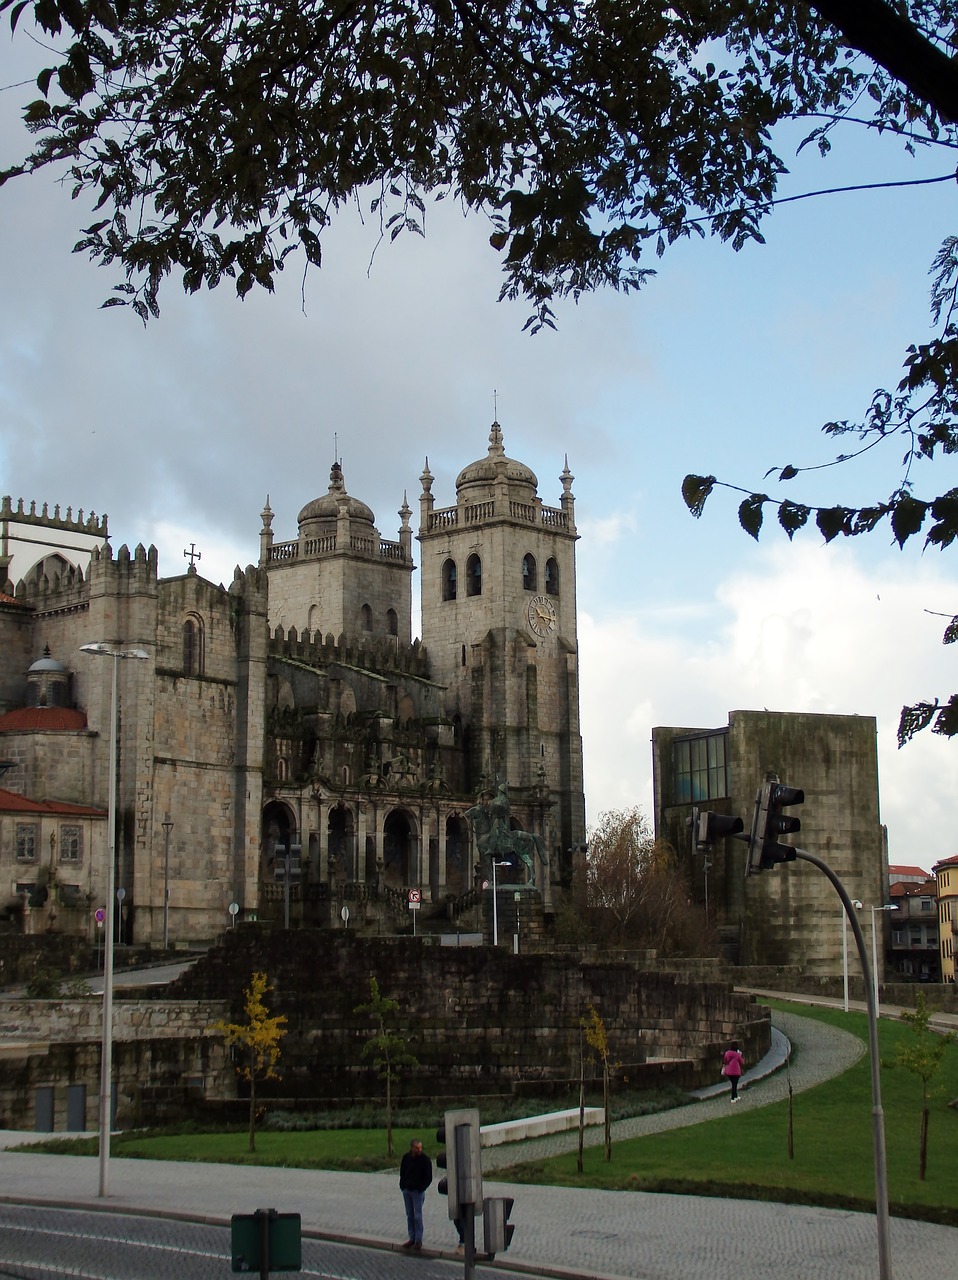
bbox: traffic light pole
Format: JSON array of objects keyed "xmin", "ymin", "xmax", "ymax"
[
  {"xmin": 793, "ymin": 847, "xmax": 893, "ymax": 1280},
  {"xmin": 462, "ymin": 1202, "xmax": 476, "ymax": 1280}
]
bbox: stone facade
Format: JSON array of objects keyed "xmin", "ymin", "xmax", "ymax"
[
  {"xmin": 652, "ymin": 710, "xmax": 887, "ymax": 975},
  {"xmin": 0, "ymin": 424, "xmax": 586, "ymax": 945}
]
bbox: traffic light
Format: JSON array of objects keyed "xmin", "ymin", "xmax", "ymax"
[
  {"xmin": 435, "ymin": 1108, "xmax": 482, "ymax": 1218},
  {"xmin": 746, "ymin": 777, "xmax": 804, "ymax": 874},
  {"xmin": 273, "ymin": 843, "xmax": 302, "ymax": 882},
  {"xmin": 483, "ymin": 1196, "xmax": 515, "ymax": 1256},
  {"xmin": 692, "ymin": 808, "xmax": 744, "ymax": 851}
]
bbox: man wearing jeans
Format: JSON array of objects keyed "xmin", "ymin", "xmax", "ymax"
[{"xmin": 399, "ymin": 1138, "xmax": 433, "ymax": 1250}]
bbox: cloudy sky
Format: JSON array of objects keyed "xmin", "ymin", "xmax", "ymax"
[{"xmin": 2, "ymin": 30, "xmax": 956, "ymax": 870}]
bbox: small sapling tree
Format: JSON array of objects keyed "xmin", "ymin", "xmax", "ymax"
[
  {"xmin": 354, "ymin": 975, "xmax": 419, "ymax": 1158},
  {"xmin": 582, "ymin": 1003, "xmax": 615, "ymax": 1163},
  {"xmin": 214, "ymin": 970, "xmax": 288, "ymax": 1153},
  {"xmin": 893, "ymin": 991, "xmax": 957, "ymax": 1180}
]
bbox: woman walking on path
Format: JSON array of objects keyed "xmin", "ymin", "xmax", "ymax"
[{"xmin": 723, "ymin": 1041, "xmax": 745, "ymax": 1102}]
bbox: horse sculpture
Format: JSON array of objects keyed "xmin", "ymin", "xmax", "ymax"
[{"xmin": 464, "ymin": 797, "xmax": 548, "ymax": 888}]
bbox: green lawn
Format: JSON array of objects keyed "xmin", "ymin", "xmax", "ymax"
[
  {"xmin": 19, "ymin": 1001, "xmax": 958, "ymax": 1224},
  {"xmin": 23, "ymin": 1126, "xmax": 423, "ymax": 1173},
  {"xmin": 497, "ymin": 1000, "xmax": 958, "ymax": 1224}
]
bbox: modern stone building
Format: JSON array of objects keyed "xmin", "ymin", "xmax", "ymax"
[
  {"xmin": 652, "ymin": 710, "xmax": 888, "ymax": 974},
  {"xmin": 0, "ymin": 425, "xmax": 586, "ymax": 945}
]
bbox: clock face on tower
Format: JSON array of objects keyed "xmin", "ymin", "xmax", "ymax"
[{"xmin": 528, "ymin": 594, "xmax": 557, "ymax": 637}]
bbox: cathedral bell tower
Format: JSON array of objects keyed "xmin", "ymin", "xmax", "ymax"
[{"xmin": 417, "ymin": 422, "xmax": 585, "ymax": 863}]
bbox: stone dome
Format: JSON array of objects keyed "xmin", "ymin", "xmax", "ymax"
[
  {"xmin": 298, "ymin": 462, "xmax": 375, "ymax": 530},
  {"xmin": 28, "ymin": 647, "xmax": 67, "ymax": 675},
  {"xmin": 456, "ymin": 422, "xmax": 538, "ymax": 496}
]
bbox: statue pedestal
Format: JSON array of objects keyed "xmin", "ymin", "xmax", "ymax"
[{"xmin": 483, "ymin": 885, "xmax": 543, "ymax": 950}]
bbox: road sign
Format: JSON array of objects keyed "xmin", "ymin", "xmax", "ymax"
[
  {"xmin": 408, "ymin": 888, "xmax": 421, "ymax": 910},
  {"xmin": 340, "ymin": 905, "xmax": 349, "ymax": 925},
  {"xmin": 231, "ymin": 1209, "xmax": 301, "ymax": 1273},
  {"xmin": 94, "ymin": 908, "xmax": 105, "ymax": 923}
]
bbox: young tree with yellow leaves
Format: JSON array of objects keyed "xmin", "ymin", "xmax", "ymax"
[
  {"xmin": 582, "ymin": 1004, "xmax": 614, "ymax": 1164},
  {"xmin": 214, "ymin": 970, "xmax": 288, "ymax": 1153}
]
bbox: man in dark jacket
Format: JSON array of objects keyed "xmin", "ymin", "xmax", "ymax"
[{"xmin": 399, "ymin": 1137, "xmax": 433, "ymax": 1250}]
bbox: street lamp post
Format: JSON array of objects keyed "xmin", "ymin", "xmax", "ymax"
[
  {"xmin": 161, "ymin": 818, "xmax": 174, "ymax": 950},
  {"xmin": 843, "ymin": 899, "xmax": 863, "ymax": 1012},
  {"xmin": 513, "ymin": 890, "xmax": 521, "ymax": 955},
  {"xmin": 868, "ymin": 903, "xmax": 900, "ymax": 1013},
  {"xmin": 80, "ymin": 641, "xmax": 148, "ymax": 1199}
]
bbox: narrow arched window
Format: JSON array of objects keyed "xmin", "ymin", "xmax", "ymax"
[
  {"xmin": 545, "ymin": 557, "xmax": 559, "ymax": 595},
  {"xmin": 466, "ymin": 553, "xmax": 482, "ymax": 597},
  {"xmin": 361, "ymin": 603, "xmax": 373, "ymax": 631},
  {"xmin": 522, "ymin": 553, "xmax": 537, "ymax": 592},
  {"xmin": 386, "ymin": 608, "xmax": 398, "ymax": 636},
  {"xmin": 183, "ymin": 616, "xmax": 205, "ymax": 675},
  {"xmin": 442, "ymin": 558, "xmax": 457, "ymax": 601}
]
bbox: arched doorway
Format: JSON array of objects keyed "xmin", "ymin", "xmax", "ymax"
[
  {"xmin": 383, "ymin": 809, "xmax": 417, "ymax": 888},
  {"xmin": 261, "ymin": 800, "xmax": 297, "ymax": 882},
  {"xmin": 445, "ymin": 815, "xmax": 471, "ymax": 894},
  {"xmin": 327, "ymin": 803, "xmax": 355, "ymax": 881}
]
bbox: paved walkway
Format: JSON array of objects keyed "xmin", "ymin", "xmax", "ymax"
[{"xmin": 1, "ymin": 1002, "xmax": 956, "ymax": 1279}]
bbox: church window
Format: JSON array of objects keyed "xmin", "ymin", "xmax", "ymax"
[
  {"xmin": 59, "ymin": 825, "xmax": 82, "ymax": 864},
  {"xmin": 386, "ymin": 608, "xmax": 398, "ymax": 636},
  {"xmin": 522, "ymin": 553, "xmax": 537, "ymax": 591},
  {"xmin": 16, "ymin": 823, "xmax": 38, "ymax": 862},
  {"xmin": 545, "ymin": 557, "xmax": 559, "ymax": 595},
  {"xmin": 673, "ymin": 732, "xmax": 728, "ymax": 804},
  {"xmin": 466, "ymin": 554, "xmax": 482, "ymax": 597},
  {"xmin": 361, "ymin": 603, "xmax": 373, "ymax": 632},
  {"xmin": 461, "ymin": 644, "xmax": 466, "ymax": 668},
  {"xmin": 442, "ymin": 559, "xmax": 457, "ymax": 601},
  {"xmin": 182, "ymin": 616, "xmax": 205, "ymax": 676}
]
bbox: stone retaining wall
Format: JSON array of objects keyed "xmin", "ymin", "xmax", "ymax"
[{"xmin": 170, "ymin": 928, "xmax": 770, "ymax": 1105}]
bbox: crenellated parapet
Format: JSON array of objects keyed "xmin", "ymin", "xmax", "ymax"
[
  {"xmin": 14, "ymin": 559, "xmax": 89, "ymax": 615},
  {"xmin": 269, "ymin": 625, "xmax": 429, "ymax": 678},
  {"xmin": 86, "ymin": 540, "xmax": 159, "ymax": 590},
  {"xmin": 1, "ymin": 495, "xmax": 109, "ymax": 539}
]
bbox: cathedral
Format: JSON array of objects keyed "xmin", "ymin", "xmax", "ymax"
[{"xmin": 0, "ymin": 425, "xmax": 586, "ymax": 944}]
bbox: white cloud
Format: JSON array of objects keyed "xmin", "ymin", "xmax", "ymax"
[{"xmin": 580, "ymin": 540, "xmax": 958, "ymax": 862}]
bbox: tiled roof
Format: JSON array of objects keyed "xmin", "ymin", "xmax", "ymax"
[
  {"xmin": 933, "ymin": 853, "xmax": 958, "ymax": 871},
  {"xmin": 0, "ymin": 707, "xmax": 87, "ymax": 732},
  {"xmin": 887, "ymin": 864, "xmax": 932, "ymax": 879},
  {"xmin": 890, "ymin": 879, "xmax": 937, "ymax": 897},
  {"xmin": 0, "ymin": 787, "xmax": 105, "ymax": 817}
]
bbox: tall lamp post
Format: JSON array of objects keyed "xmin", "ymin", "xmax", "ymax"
[
  {"xmin": 80, "ymin": 641, "xmax": 149, "ymax": 1199},
  {"xmin": 161, "ymin": 818, "xmax": 174, "ymax": 950},
  {"xmin": 867, "ymin": 903, "xmax": 900, "ymax": 1013},
  {"xmin": 843, "ymin": 899, "xmax": 863, "ymax": 1012}
]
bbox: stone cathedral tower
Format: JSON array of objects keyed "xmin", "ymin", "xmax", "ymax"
[{"xmin": 418, "ymin": 422, "xmax": 585, "ymax": 864}]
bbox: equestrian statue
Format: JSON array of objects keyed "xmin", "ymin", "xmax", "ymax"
[{"xmin": 464, "ymin": 782, "xmax": 548, "ymax": 888}]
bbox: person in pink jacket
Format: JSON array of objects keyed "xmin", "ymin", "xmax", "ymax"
[{"xmin": 723, "ymin": 1041, "xmax": 745, "ymax": 1102}]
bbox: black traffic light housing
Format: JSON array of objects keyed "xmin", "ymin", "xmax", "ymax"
[
  {"xmin": 692, "ymin": 808, "xmax": 744, "ymax": 851},
  {"xmin": 483, "ymin": 1196, "xmax": 515, "ymax": 1256},
  {"xmin": 435, "ymin": 1108, "xmax": 482, "ymax": 1218},
  {"xmin": 746, "ymin": 776, "xmax": 804, "ymax": 874}
]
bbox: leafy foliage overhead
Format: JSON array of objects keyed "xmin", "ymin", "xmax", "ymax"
[
  {"xmin": 1, "ymin": 0, "xmax": 950, "ymax": 328},
  {"xmin": 4, "ymin": 1, "xmax": 958, "ymax": 735}
]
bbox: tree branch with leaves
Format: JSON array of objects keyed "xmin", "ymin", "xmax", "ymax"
[{"xmin": 214, "ymin": 970, "xmax": 288, "ymax": 1153}]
